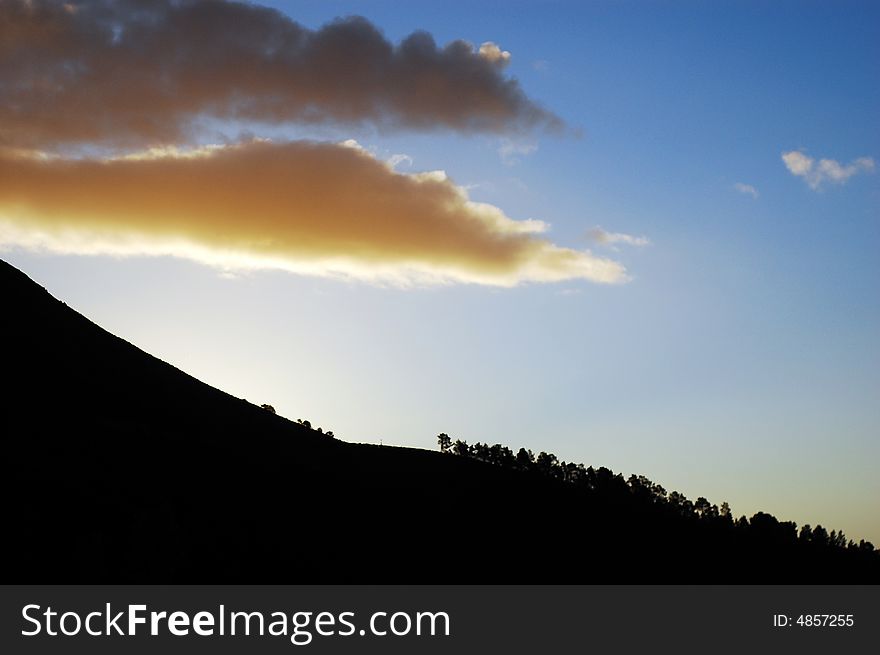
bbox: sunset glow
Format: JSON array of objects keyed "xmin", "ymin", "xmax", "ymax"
[{"xmin": 2, "ymin": 0, "xmax": 878, "ymax": 547}]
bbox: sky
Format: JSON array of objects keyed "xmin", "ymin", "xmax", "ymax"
[{"xmin": 1, "ymin": 0, "xmax": 878, "ymax": 544}]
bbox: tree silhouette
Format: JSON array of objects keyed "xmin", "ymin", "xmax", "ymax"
[
  {"xmin": 432, "ymin": 432, "xmax": 878, "ymax": 576},
  {"xmin": 453, "ymin": 439, "xmax": 470, "ymax": 457},
  {"xmin": 515, "ymin": 447, "xmax": 534, "ymax": 471},
  {"xmin": 811, "ymin": 525, "xmax": 829, "ymax": 547},
  {"xmin": 535, "ymin": 451, "xmax": 558, "ymax": 478}
]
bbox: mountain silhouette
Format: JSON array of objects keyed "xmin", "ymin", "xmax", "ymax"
[{"xmin": 3, "ymin": 257, "xmax": 877, "ymax": 582}]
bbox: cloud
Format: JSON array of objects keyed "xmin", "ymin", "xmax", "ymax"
[
  {"xmin": 733, "ymin": 182, "xmax": 759, "ymax": 199},
  {"xmin": 782, "ymin": 151, "xmax": 813, "ymax": 176},
  {"xmin": 0, "ymin": 140, "xmax": 627, "ymax": 287},
  {"xmin": 782, "ymin": 150, "xmax": 875, "ymax": 190},
  {"xmin": 478, "ymin": 41, "xmax": 511, "ymax": 65},
  {"xmin": 588, "ymin": 227, "xmax": 651, "ymax": 248},
  {"xmin": 498, "ymin": 138, "xmax": 538, "ymax": 165},
  {"xmin": 387, "ymin": 153, "xmax": 413, "ymax": 169},
  {"xmin": 532, "ymin": 60, "xmax": 549, "ymax": 72},
  {"xmin": 0, "ymin": 0, "xmax": 562, "ymax": 151}
]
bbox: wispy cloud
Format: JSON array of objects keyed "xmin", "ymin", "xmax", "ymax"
[
  {"xmin": 0, "ymin": 141, "xmax": 627, "ymax": 287},
  {"xmin": 387, "ymin": 153, "xmax": 413, "ymax": 169},
  {"xmin": 733, "ymin": 182, "xmax": 759, "ymax": 199},
  {"xmin": 0, "ymin": 0, "xmax": 562, "ymax": 150},
  {"xmin": 587, "ymin": 227, "xmax": 651, "ymax": 249},
  {"xmin": 532, "ymin": 59, "xmax": 549, "ymax": 72},
  {"xmin": 782, "ymin": 150, "xmax": 875, "ymax": 190},
  {"xmin": 498, "ymin": 138, "xmax": 538, "ymax": 165}
]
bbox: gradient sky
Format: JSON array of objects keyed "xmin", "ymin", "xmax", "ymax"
[{"xmin": 2, "ymin": 0, "xmax": 878, "ymax": 544}]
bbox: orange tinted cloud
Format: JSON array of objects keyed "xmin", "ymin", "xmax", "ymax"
[
  {"xmin": 1, "ymin": 0, "xmax": 562, "ymax": 150},
  {"xmin": 0, "ymin": 141, "xmax": 625, "ymax": 286}
]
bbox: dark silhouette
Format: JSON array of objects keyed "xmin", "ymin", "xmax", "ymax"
[
  {"xmin": 439, "ymin": 436, "xmax": 877, "ymax": 572},
  {"xmin": 2, "ymin": 258, "xmax": 877, "ymax": 583}
]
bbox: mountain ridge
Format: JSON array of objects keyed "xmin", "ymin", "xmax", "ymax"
[{"xmin": 3, "ymin": 257, "xmax": 876, "ymax": 582}]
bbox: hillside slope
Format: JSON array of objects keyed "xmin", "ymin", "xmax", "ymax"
[{"xmin": 3, "ymin": 258, "xmax": 876, "ymax": 582}]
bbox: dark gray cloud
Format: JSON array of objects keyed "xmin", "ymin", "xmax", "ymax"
[{"xmin": 1, "ymin": 0, "xmax": 562, "ymax": 149}]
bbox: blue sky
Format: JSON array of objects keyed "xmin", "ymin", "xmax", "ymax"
[{"xmin": 3, "ymin": 0, "xmax": 878, "ymax": 543}]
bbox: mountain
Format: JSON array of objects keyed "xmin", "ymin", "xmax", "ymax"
[{"xmin": 3, "ymin": 257, "xmax": 877, "ymax": 582}]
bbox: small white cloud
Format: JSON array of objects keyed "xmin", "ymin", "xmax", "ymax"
[
  {"xmin": 339, "ymin": 138, "xmax": 365, "ymax": 151},
  {"xmin": 532, "ymin": 59, "xmax": 549, "ymax": 72},
  {"xmin": 782, "ymin": 150, "xmax": 813, "ymax": 176},
  {"xmin": 386, "ymin": 153, "xmax": 413, "ymax": 169},
  {"xmin": 588, "ymin": 227, "xmax": 650, "ymax": 249},
  {"xmin": 782, "ymin": 150, "xmax": 875, "ymax": 190},
  {"xmin": 498, "ymin": 138, "xmax": 538, "ymax": 165},
  {"xmin": 733, "ymin": 182, "xmax": 759, "ymax": 199},
  {"xmin": 478, "ymin": 41, "xmax": 511, "ymax": 66}
]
